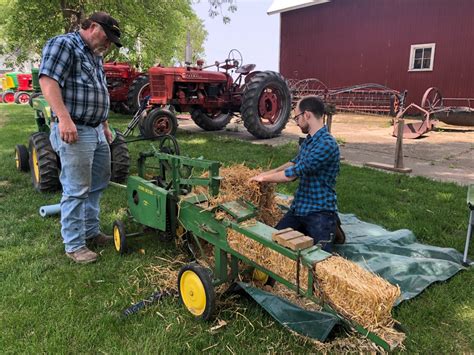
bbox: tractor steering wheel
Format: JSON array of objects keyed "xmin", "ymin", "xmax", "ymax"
[{"xmin": 227, "ymin": 49, "xmax": 243, "ymax": 69}]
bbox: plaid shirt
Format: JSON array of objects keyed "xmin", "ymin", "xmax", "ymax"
[
  {"xmin": 284, "ymin": 126, "xmax": 340, "ymax": 215},
  {"xmin": 39, "ymin": 31, "xmax": 109, "ymax": 125}
]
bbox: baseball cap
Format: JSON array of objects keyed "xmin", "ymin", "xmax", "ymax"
[{"xmin": 88, "ymin": 12, "xmax": 122, "ymax": 47}]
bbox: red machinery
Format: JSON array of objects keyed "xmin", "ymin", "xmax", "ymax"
[
  {"xmin": 393, "ymin": 87, "xmax": 474, "ymax": 139},
  {"xmin": 103, "ymin": 62, "xmax": 150, "ymax": 114},
  {"xmin": 14, "ymin": 73, "xmax": 33, "ymax": 104},
  {"xmin": 289, "ymin": 78, "xmax": 406, "ymax": 117},
  {"xmin": 146, "ymin": 49, "xmax": 291, "ymax": 139}
]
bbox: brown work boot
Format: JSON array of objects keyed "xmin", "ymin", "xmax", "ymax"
[
  {"xmin": 87, "ymin": 232, "xmax": 113, "ymax": 247},
  {"xmin": 66, "ymin": 246, "xmax": 98, "ymax": 264}
]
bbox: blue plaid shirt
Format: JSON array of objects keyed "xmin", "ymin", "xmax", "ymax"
[
  {"xmin": 39, "ymin": 31, "xmax": 109, "ymax": 125},
  {"xmin": 284, "ymin": 126, "xmax": 340, "ymax": 215}
]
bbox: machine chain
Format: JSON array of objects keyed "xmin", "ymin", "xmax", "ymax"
[{"xmin": 122, "ymin": 288, "xmax": 178, "ymax": 317}]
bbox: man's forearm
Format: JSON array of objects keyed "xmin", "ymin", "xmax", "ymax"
[
  {"xmin": 260, "ymin": 170, "xmax": 296, "ymax": 183},
  {"xmin": 39, "ymin": 76, "xmax": 72, "ymax": 122},
  {"xmin": 262, "ymin": 162, "xmax": 294, "ymax": 176}
]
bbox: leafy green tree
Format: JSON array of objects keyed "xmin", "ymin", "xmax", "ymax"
[{"xmin": 0, "ymin": 0, "xmax": 207, "ymax": 69}]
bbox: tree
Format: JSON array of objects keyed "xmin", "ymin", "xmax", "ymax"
[{"xmin": 0, "ymin": 0, "xmax": 207, "ymax": 69}]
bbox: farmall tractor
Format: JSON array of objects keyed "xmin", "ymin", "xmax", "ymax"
[
  {"xmin": 146, "ymin": 50, "xmax": 292, "ymax": 139},
  {"xmin": 103, "ymin": 62, "xmax": 150, "ymax": 114}
]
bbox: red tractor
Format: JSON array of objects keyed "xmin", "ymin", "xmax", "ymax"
[
  {"xmin": 103, "ymin": 62, "xmax": 150, "ymax": 114},
  {"xmin": 146, "ymin": 50, "xmax": 292, "ymax": 139}
]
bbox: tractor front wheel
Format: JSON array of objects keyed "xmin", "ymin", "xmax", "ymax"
[
  {"xmin": 241, "ymin": 71, "xmax": 291, "ymax": 139},
  {"xmin": 191, "ymin": 109, "xmax": 232, "ymax": 131},
  {"xmin": 109, "ymin": 130, "xmax": 130, "ymax": 183},
  {"xmin": 127, "ymin": 75, "xmax": 150, "ymax": 113},
  {"xmin": 178, "ymin": 263, "xmax": 216, "ymax": 320},
  {"xmin": 142, "ymin": 108, "xmax": 177, "ymax": 138},
  {"xmin": 2, "ymin": 91, "xmax": 15, "ymax": 104},
  {"xmin": 15, "ymin": 144, "xmax": 29, "ymax": 172},
  {"xmin": 28, "ymin": 132, "xmax": 60, "ymax": 192}
]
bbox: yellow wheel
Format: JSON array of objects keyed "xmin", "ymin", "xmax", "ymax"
[
  {"xmin": 252, "ymin": 268, "xmax": 276, "ymax": 287},
  {"xmin": 178, "ymin": 263, "xmax": 215, "ymax": 320},
  {"xmin": 113, "ymin": 220, "xmax": 127, "ymax": 255},
  {"xmin": 14, "ymin": 144, "xmax": 29, "ymax": 172},
  {"xmin": 252, "ymin": 268, "xmax": 270, "ymax": 283}
]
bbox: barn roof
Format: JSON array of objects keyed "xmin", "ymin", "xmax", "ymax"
[{"xmin": 267, "ymin": 0, "xmax": 330, "ymax": 15}]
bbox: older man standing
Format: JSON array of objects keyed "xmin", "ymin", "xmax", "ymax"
[
  {"xmin": 250, "ymin": 96, "xmax": 340, "ymax": 252},
  {"xmin": 39, "ymin": 12, "xmax": 122, "ymax": 263}
]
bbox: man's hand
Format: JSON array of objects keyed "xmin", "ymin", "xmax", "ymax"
[
  {"xmin": 249, "ymin": 174, "xmax": 266, "ymax": 183},
  {"xmin": 102, "ymin": 121, "xmax": 113, "ymax": 144},
  {"xmin": 58, "ymin": 118, "xmax": 78, "ymax": 144}
]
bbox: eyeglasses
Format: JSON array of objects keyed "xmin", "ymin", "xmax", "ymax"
[{"xmin": 292, "ymin": 111, "xmax": 305, "ymax": 122}]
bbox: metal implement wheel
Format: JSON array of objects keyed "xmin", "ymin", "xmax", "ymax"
[
  {"xmin": 421, "ymin": 87, "xmax": 443, "ymax": 111},
  {"xmin": 241, "ymin": 71, "xmax": 291, "ymax": 139},
  {"xmin": 178, "ymin": 263, "xmax": 216, "ymax": 320},
  {"xmin": 109, "ymin": 129, "xmax": 130, "ymax": 183},
  {"xmin": 113, "ymin": 220, "xmax": 127, "ymax": 255},
  {"xmin": 159, "ymin": 134, "xmax": 180, "ymax": 155},
  {"xmin": 28, "ymin": 132, "xmax": 60, "ymax": 192},
  {"xmin": 142, "ymin": 108, "xmax": 178, "ymax": 138},
  {"xmin": 14, "ymin": 91, "xmax": 31, "ymax": 104},
  {"xmin": 15, "ymin": 144, "xmax": 29, "ymax": 172},
  {"xmin": 127, "ymin": 75, "xmax": 150, "ymax": 113},
  {"xmin": 191, "ymin": 109, "xmax": 232, "ymax": 131}
]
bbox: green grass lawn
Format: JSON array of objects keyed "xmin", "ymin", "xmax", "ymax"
[{"xmin": 0, "ymin": 104, "xmax": 472, "ymax": 353}]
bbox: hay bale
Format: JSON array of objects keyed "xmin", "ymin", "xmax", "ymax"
[
  {"xmin": 227, "ymin": 229, "xmax": 308, "ymax": 289},
  {"xmin": 314, "ymin": 256, "xmax": 401, "ymax": 331}
]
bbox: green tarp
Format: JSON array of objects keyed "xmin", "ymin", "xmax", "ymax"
[
  {"xmin": 334, "ymin": 214, "xmax": 467, "ymax": 305},
  {"xmin": 236, "ymin": 213, "xmax": 467, "ymax": 340}
]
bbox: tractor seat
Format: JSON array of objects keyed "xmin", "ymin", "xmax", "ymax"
[{"xmin": 236, "ymin": 64, "xmax": 256, "ymax": 75}]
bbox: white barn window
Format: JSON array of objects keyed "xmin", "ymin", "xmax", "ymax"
[{"xmin": 408, "ymin": 43, "xmax": 435, "ymax": 71}]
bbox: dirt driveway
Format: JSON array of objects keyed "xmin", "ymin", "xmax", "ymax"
[{"xmin": 177, "ymin": 113, "xmax": 474, "ymax": 186}]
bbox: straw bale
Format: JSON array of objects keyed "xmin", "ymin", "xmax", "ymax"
[
  {"xmin": 314, "ymin": 255, "xmax": 401, "ymax": 332},
  {"xmin": 227, "ymin": 229, "xmax": 308, "ymax": 291}
]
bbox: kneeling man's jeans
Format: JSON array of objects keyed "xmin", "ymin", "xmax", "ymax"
[
  {"xmin": 50, "ymin": 123, "xmax": 111, "ymax": 253},
  {"xmin": 276, "ymin": 210, "xmax": 337, "ymax": 252}
]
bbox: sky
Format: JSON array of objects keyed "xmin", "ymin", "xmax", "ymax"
[{"xmin": 191, "ymin": 0, "xmax": 280, "ymax": 71}]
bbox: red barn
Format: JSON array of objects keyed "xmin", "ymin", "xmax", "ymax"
[{"xmin": 269, "ymin": 0, "xmax": 474, "ymax": 104}]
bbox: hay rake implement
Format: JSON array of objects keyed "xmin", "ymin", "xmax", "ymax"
[{"xmin": 111, "ymin": 137, "xmax": 400, "ymax": 350}]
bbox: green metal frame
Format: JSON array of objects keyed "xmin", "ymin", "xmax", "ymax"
[{"xmin": 121, "ymin": 151, "xmax": 395, "ymax": 350}]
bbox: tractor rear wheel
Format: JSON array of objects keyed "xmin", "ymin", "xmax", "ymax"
[
  {"xmin": 191, "ymin": 109, "xmax": 232, "ymax": 131},
  {"xmin": 14, "ymin": 91, "xmax": 31, "ymax": 104},
  {"xmin": 127, "ymin": 75, "xmax": 150, "ymax": 113},
  {"xmin": 15, "ymin": 144, "xmax": 30, "ymax": 172},
  {"xmin": 109, "ymin": 130, "xmax": 130, "ymax": 184},
  {"xmin": 241, "ymin": 71, "xmax": 291, "ymax": 139},
  {"xmin": 28, "ymin": 132, "xmax": 60, "ymax": 192},
  {"xmin": 142, "ymin": 108, "xmax": 177, "ymax": 138}
]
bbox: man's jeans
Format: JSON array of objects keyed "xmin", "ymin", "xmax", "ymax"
[
  {"xmin": 275, "ymin": 210, "xmax": 337, "ymax": 252},
  {"xmin": 50, "ymin": 123, "xmax": 111, "ymax": 253}
]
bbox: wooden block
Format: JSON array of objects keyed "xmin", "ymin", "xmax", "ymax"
[
  {"xmin": 287, "ymin": 236, "xmax": 314, "ymax": 251},
  {"xmin": 271, "ymin": 227, "xmax": 293, "ymax": 238},
  {"xmin": 273, "ymin": 230, "xmax": 304, "ymax": 247}
]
